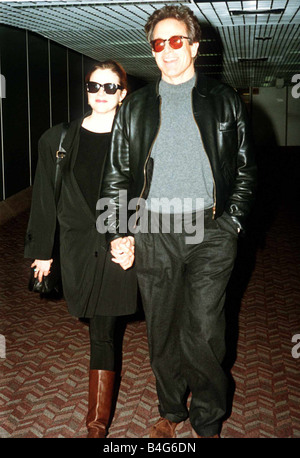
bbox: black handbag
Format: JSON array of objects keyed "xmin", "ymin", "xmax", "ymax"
[
  {"xmin": 28, "ymin": 122, "xmax": 69, "ymax": 298},
  {"xmin": 28, "ymin": 252, "xmax": 62, "ymax": 297}
]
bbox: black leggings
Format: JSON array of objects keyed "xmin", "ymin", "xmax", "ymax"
[{"xmin": 89, "ymin": 315, "xmax": 117, "ymax": 371}]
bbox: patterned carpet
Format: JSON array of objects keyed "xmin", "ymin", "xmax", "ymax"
[{"xmin": 0, "ymin": 151, "xmax": 300, "ymax": 439}]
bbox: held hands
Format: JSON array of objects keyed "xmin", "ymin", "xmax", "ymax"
[
  {"xmin": 110, "ymin": 236, "xmax": 135, "ymax": 270},
  {"xmin": 31, "ymin": 259, "xmax": 53, "ymax": 283}
]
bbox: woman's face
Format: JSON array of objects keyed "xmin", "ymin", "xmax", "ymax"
[{"xmin": 87, "ymin": 68, "xmax": 127, "ymax": 115}]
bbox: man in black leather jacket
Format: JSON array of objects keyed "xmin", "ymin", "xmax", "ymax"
[{"xmin": 100, "ymin": 5, "xmax": 256, "ymax": 438}]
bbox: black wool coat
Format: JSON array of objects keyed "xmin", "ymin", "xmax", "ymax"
[{"xmin": 24, "ymin": 117, "xmax": 137, "ymax": 318}]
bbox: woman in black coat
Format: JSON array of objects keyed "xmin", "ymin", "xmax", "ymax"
[{"xmin": 24, "ymin": 61, "xmax": 137, "ymax": 438}]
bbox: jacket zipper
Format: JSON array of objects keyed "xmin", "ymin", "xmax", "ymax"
[
  {"xmin": 191, "ymin": 92, "xmax": 216, "ymax": 219},
  {"xmin": 134, "ymin": 97, "xmax": 162, "ymax": 228}
]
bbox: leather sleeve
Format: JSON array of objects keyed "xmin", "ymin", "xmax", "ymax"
[
  {"xmin": 99, "ymin": 102, "xmax": 132, "ymax": 244},
  {"xmin": 225, "ymin": 92, "xmax": 257, "ymax": 232}
]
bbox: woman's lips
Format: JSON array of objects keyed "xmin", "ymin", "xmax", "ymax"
[{"xmin": 96, "ymin": 99, "xmax": 107, "ymax": 103}]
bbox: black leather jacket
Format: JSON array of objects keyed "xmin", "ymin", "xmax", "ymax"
[{"xmin": 101, "ymin": 73, "xmax": 257, "ymax": 241}]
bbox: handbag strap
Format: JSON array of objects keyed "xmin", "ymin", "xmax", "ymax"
[{"xmin": 54, "ymin": 122, "xmax": 69, "ymax": 205}]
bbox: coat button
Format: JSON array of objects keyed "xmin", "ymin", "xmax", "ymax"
[{"xmin": 94, "ymin": 251, "xmax": 98, "ymax": 257}]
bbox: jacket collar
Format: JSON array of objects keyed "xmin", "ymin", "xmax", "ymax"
[
  {"xmin": 194, "ymin": 72, "xmax": 209, "ymax": 97},
  {"xmin": 61, "ymin": 112, "xmax": 91, "ymax": 151}
]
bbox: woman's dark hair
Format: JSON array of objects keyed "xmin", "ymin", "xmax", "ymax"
[
  {"xmin": 85, "ymin": 60, "xmax": 128, "ymax": 91},
  {"xmin": 144, "ymin": 5, "xmax": 201, "ymax": 44}
]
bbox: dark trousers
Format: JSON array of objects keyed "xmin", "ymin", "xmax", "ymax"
[
  {"xmin": 135, "ymin": 209, "xmax": 238, "ymax": 436},
  {"xmin": 89, "ymin": 316, "xmax": 117, "ymax": 371}
]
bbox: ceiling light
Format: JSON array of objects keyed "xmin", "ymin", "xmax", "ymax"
[
  {"xmin": 230, "ymin": 9, "xmax": 284, "ymax": 16},
  {"xmin": 255, "ymin": 36, "xmax": 273, "ymax": 41},
  {"xmin": 238, "ymin": 58, "xmax": 268, "ymax": 63},
  {"xmin": 198, "ymin": 53, "xmax": 222, "ymax": 57}
]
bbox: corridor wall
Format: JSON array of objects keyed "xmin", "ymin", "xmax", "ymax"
[{"xmin": 0, "ymin": 24, "xmax": 95, "ymax": 201}]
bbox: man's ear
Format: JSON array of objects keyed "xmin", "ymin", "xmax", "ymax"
[{"xmin": 191, "ymin": 41, "xmax": 199, "ymax": 59}]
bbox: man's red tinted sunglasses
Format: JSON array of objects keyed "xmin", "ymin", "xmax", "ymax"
[{"xmin": 150, "ymin": 35, "xmax": 190, "ymax": 53}]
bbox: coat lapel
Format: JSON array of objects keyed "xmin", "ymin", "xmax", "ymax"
[{"xmin": 192, "ymin": 75, "xmax": 219, "ymax": 172}]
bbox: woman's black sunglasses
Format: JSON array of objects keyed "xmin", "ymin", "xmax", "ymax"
[{"xmin": 86, "ymin": 81, "xmax": 122, "ymax": 95}]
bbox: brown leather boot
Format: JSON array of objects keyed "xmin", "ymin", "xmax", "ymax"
[
  {"xmin": 86, "ymin": 370, "xmax": 115, "ymax": 438},
  {"xmin": 192, "ymin": 428, "xmax": 220, "ymax": 438},
  {"xmin": 149, "ymin": 417, "xmax": 184, "ymax": 438}
]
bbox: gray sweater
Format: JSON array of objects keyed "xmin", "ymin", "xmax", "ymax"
[{"xmin": 146, "ymin": 75, "xmax": 214, "ymax": 214}]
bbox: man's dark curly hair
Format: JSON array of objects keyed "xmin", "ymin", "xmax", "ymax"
[{"xmin": 144, "ymin": 5, "xmax": 201, "ymax": 44}]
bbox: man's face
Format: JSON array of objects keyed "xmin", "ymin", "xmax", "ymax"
[{"xmin": 151, "ymin": 18, "xmax": 199, "ymax": 85}]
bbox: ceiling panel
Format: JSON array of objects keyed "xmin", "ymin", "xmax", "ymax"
[{"xmin": 0, "ymin": 0, "xmax": 299, "ymax": 87}]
